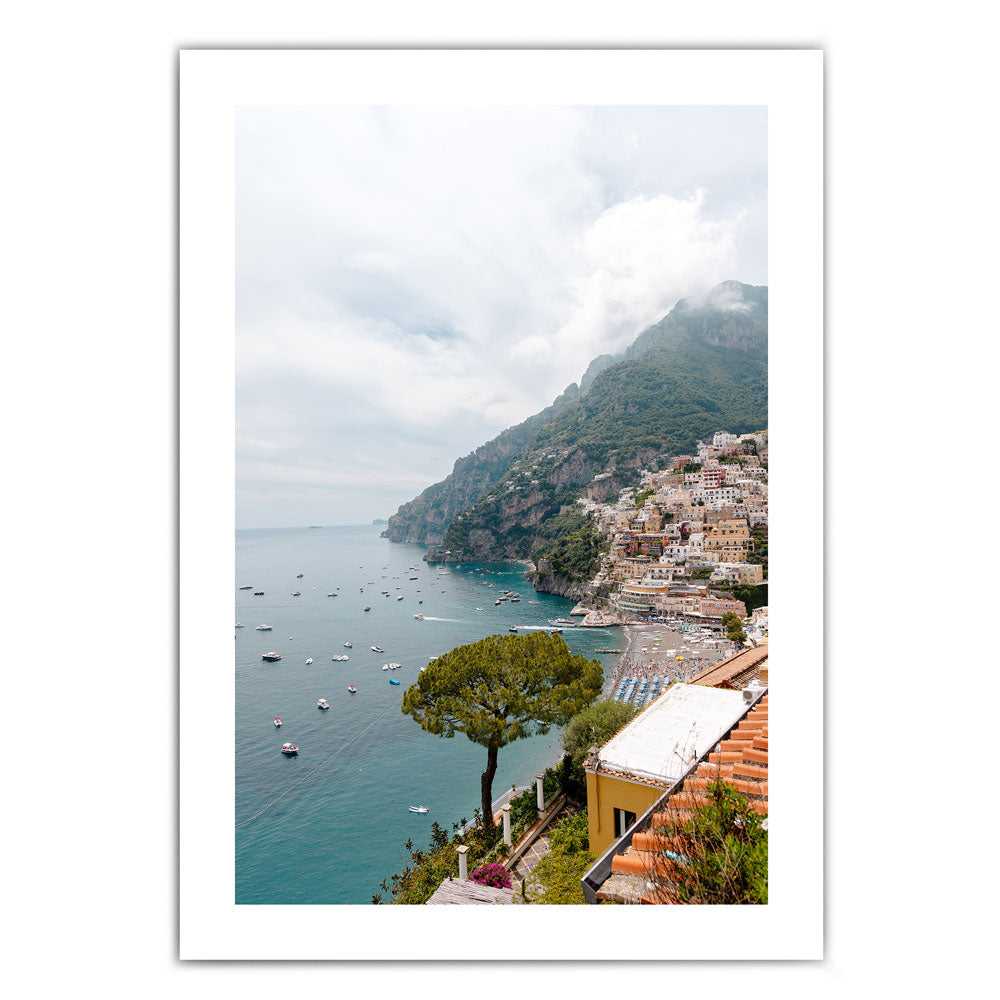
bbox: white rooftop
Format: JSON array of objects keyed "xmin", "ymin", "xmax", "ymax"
[{"xmin": 594, "ymin": 684, "xmax": 748, "ymax": 786}]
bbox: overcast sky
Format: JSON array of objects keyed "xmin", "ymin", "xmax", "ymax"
[{"xmin": 236, "ymin": 106, "xmax": 767, "ymax": 528}]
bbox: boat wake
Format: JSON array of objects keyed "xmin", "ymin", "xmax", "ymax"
[{"xmin": 419, "ymin": 616, "xmax": 465, "ymax": 622}]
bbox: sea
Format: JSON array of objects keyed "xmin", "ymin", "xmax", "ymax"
[{"xmin": 235, "ymin": 523, "xmax": 621, "ymax": 904}]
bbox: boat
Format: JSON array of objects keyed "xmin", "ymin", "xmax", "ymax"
[
  {"xmin": 388, "ymin": 662, "xmax": 401, "ymax": 670},
  {"xmin": 331, "ymin": 654, "xmax": 349, "ymax": 661},
  {"xmin": 235, "ymin": 623, "xmax": 245, "ymax": 628},
  {"xmin": 347, "ymin": 685, "xmax": 357, "ymax": 694},
  {"xmin": 305, "ymin": 657, "xmax": 313, "ymax": 664},
  {"xmin": 344, "ymin": 642, "xmax": 353, "ymax": 647},
  {"xmin": 317, "ymin": 698, "xmax": 330, "ymax": 710},
  {"xmin": 292, "ymin": 591, "xmax": 301, "ymax": 596},
  {"xmin": 382, "ymin": 664, "xmax": 389, "ymax": 670},
  {"xmin": 396, "ymin": 595, "xmax": 404, "ymax": 601},
  {"xmin": 413, "ymin": 614, "xmax": 425, "ymax": 620},
  {"xmin": 509, "ymin": 626, "xmax": 519, "ymax": 632},
  {"xmin": 273, "ymin": 717, "xmax": 282, "ymax": 727},
  {"xmin": 239, "ymin": 585, "xmax": 253, "ymax": 590},
  {"xmin": 280, "ymin": 743, "xmax": 299, "ymax": 755},
  {"xmin": 409, "ymin": 577, "xmax": 419, "ymax": 581},
  {"xmin": 364, "ymin": 605, "xmax": 371, "ymax": 612},
  {"xmin": 389, "ymin": 677, "xmax": 400, "ymax": 685},
  {"xmin": 371, "ymin": 645, "xmax": 385, "ymax": 653},
  {"xmin": 495, "ymin": 599, "xmax": 502, "ymax": 605},
  {"xmin": 328, "ymin": 593, "xmax": 336, "ymax": 597},
  {"xmin": 548, "ymin": 628, "xmax": 563, "ymax": 634},
  {"xmin": 408, "ymin": 805, "xmax": 429, "ymax": 814},
  {"xmin": 253, "ymin": 591, "xmax": 264, "ymax": 595},
  {"xmin": 549, "ymin": 618, "xmax": 577, "ymax": 627},
  {"xmin": 296, "ymin": 573, "xmax": 304, "ymax": 578},
  {"xmin": 262, "ymin": 652, "xmax": 282, "ymax": 661}
]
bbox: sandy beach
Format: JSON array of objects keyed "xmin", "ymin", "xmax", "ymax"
[{"xmin": 602, "ymin": 621, "xmax": 737, "ymax": 699}]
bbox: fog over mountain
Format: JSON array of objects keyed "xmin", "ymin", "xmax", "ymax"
[{"xmin": 236, "ymin": 106, "xmax": 767, "ymax": 528}]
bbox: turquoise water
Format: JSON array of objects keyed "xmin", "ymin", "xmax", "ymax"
[{"xmin": 235, "ymin": 524, "xmax": 619, "ymax": 904}]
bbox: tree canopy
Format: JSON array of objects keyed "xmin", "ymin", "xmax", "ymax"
[{"xmin": 401, "ymin": 632, "xmax": 603, "ymax": 826}]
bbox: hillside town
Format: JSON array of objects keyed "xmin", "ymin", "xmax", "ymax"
[{"xmin": 571, "ymin": 429, "xmax": 768, "ymax": 630}]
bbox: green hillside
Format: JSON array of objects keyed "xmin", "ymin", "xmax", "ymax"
[{"xmin": 386, "ymin": 280, "xmax": 768, "ymax": 571}]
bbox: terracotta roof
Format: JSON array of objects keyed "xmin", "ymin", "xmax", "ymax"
[
  {"xmin": 595, "ymin": 695, "xmax": 768, "ymax": 905},
  {"xmin": 689, "ymin": 644, "xmax": 769, "ymax": 689}
]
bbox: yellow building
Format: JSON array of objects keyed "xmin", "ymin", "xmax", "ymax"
[{"xmin": 583, "ymin": 684, "xmax": 752, "ymax": 856}]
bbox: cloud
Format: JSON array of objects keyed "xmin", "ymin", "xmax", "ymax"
[{"xmin": 235, "ymin": 107, "xmax": 766, "ymax": 526}]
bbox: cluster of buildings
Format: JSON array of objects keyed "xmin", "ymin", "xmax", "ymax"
[{"xmin": 577, "ymin": 430, "xmax": 768, "ymax": 624}]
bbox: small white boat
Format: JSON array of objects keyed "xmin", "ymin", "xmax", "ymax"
[
  {"xmin": 235, "ymin": 623, "xmax": 245, "ymax": 628},
  {"xmin": 396, "ymin": 595, "xmax": 404, "ymax": 601},
  {"xmin": 382, "ymin": 664, "xmax": 389, "ymax": 671},
  {"xmin": 273, "ymin": 717, "xmax": 282, "ymax": 727},
  {"xmin": 388, "ymin": 662, "xmax": 401, "ymax": 670},
  {"xmin": 409, "ymin": 805, "xmax": 429, "ymax": 814},
  {"xmin": 281, "ymin": 743, "xmax": 299, "ymax": 755},
  {"xmin": 255, "ymin": 624, "xmax": 273, "ymax": 631},
  {"xmin": 317, "ymin": 698, "xmax": 330, "ymax": 710},
  {"xmin": 413, "ymin": 614, "xmax": 425, "ymax": 620},
  {"xmin": 347, "ymin": 685, "xmax": 357, "ymax": 694},
  {"xmin": 305, "ymin": 658, "xmax": 313, "ymax": 664},
  {"xmin": 262, "ymin": 652, "xmax": 282, "ymax": 661},
  {"xmin": 344, "ymin": 642, "xmax": 353, "ymax": 647},
  {"xmin": 239, "ymin": 585, "xmax": 253, "ymax": 590},
  {"xmin": 371, "ymin": 645, "xmax": 385, "ymax": 653},
  {"xmin": 292, "ymin": 591, "xmax": 301, "ymax": 596}
]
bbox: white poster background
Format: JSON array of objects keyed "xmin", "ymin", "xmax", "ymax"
[{"xmin": 180, "ymin": 48, "xmax": 822, "ymax": 960}]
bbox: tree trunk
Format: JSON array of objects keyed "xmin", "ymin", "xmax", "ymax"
[{"xmin": 480, "ymin": 744, "xmax": 500, "ymax": 828}]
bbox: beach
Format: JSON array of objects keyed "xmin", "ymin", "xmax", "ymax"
[{"xmin": 603, "ymin": 621, "xmax": 737, "ymax": 698}]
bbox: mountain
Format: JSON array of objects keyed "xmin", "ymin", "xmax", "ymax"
[{"xmin": 383, "ymin": 280, "xmax": 767, "ymax": 573}]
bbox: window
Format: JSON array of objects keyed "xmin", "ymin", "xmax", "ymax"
[{"xmin": 614, "ymin": 808, "xmax": 637, "ymax": 838}]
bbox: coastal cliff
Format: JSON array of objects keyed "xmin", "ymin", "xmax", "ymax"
[{"xmin": 387, "ymin": 280, "xmax": 768, "ymax": 575}]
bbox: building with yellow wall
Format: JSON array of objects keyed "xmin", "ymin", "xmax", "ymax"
[{"xmin": 583, "ymin": 684, "xmax": 751, "ymax": 857}]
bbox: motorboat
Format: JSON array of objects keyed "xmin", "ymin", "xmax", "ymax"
[
  {"xmin": 347, "ymin": 685, "xmax": 357, "ymax": 694},
  {"xmin": 292, "ymin": 591, "xmax": 301, "ymax": 596},
  {"xmin": 255, "ymin": 624, "xmax": 272, "ymax": 631},
  {"xmin": 344, "ymin": 642, "xmax": 353, "ymax": 647},
  {"xmin": 388, "ymin": 662, "xmax": 401, "ymax": 670},
  {"xmin": 305, "ymin": 658, "xmax": 313, "ymax": 664},
  {"xmin": 262, "ymin": 652, "xmax": 282, "ymax": 661},
  {"xmin": 280, "ymin": 743, "xmax": 299, "ymax": 755},
  {"xmin": 364, "ymin": 605, "xmax": 371, "ymax": 612},
  {"xmin": 382, "ymin": 664, "xmax": 389, "ymax": 670},
  {"xmin": 409, "ymin": 805, "xmax": 429, "ymax": 813},
  {"xmin": 317, "ymin": 698, "xmax": 330, "ymax": 710},
  {"xmin": 253, "ymin": 591, "xmax": 264, "ymax": 596},
  {"xmin": 331, "ymin": 654, "xmax": 349, "ymax": 661},
  {"xmin": 549, "ymin": 618, "xmax": 577, "ymax": 627},
  {"xmin": 413, "ymin": 613, "xmax": 425, "ymax": 620},
  {"xmin": 396, "ymin": 595, "xmax": 404, "ymax": 601},
  {"xmin": 239, "ymin": 585, "xmax": 253, "ymax": 590},
  {"xmin": 508, "ymin": 626, "xmax": 519, "ymax": 632},
  {"xmin": 389, "ymin": 678, "xmax": 400, "ymax": 686},
  {"xmin": 296, "ymin": 573, "xmax": 304, "ymax": 578},
  {"xmin": 273, "ymin": 717, "xmax": 282, "ymax": 727},
  {"xmin": 371, "ymin": 645, "xmax": 385, "ymax": 653},
  {"xmin": 495, "ymin": 599, "xmax": 502, "ymax": 605},
  {"xmin": 235, "ymin": 623, "xmax": 245, "ymax": 628}
]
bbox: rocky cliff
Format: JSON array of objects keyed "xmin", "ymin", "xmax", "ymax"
[{"xmin": 386, "ymin": 280, "xmax": 768, "ymax": 572}]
